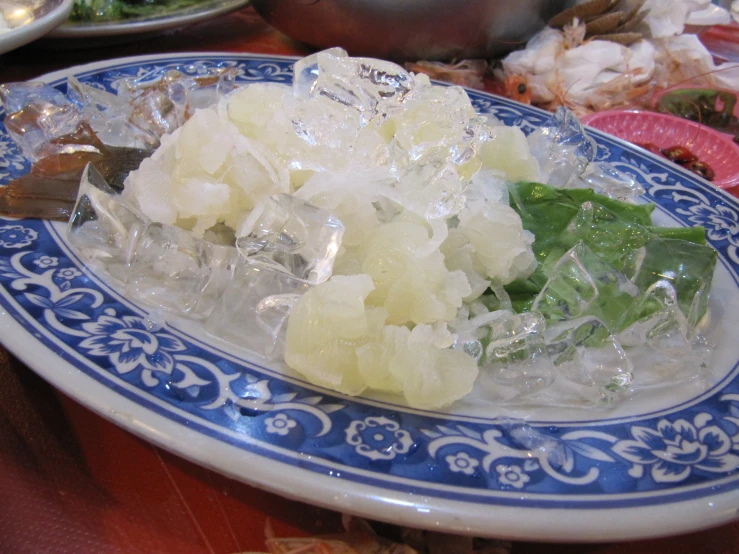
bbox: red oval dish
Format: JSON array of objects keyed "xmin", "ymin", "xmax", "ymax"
[{"xmin": 581, "ymin": 110, "xmax": 739, "ymax": 190}]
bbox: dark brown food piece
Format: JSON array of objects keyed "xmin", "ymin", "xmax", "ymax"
[
  {"xmin": 592, "ymin": 32, "xmax": 643, "ymax": 46},
  {"xmin": 548, "ymin": 0, "xmax": 646, "ymax": 45},
  {"xmin": 685, "ymin": 160, "xmax": 716, "ymax": 181},
  {"xmin": 661, "ymin": 145, "xmax": 699, "ymax": 165},
  {"xmin": 585, "ymin": 12, "xmax": 624, "ymax": 36},
  {"xmin": 0, "ymin": 146, "xmax": 152, "ymax": 221},
  {"xmin": 548, "ymin": 0, "xmax": 619, "ymax": 28},
  {"xmin": 635, "ymin": 143, "xmax": 715, "ymax": 182}
]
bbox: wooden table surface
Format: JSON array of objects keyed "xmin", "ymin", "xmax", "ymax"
[{"xmin": 1, "ymin": 7, "xmax": 739, "ymax": 553}]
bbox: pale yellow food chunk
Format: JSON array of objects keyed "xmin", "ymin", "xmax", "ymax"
[
  {"xmin": 285, "ymin": 275, "xmax": 479, "ymax": 409},
  {"xmin": 389, "ymin": 74, "xmax": 478, "ymax": 158},
  {"xmin": 123, "ymin": 108, "xmax": 288, "ymax": 236},
  {"xmin": 479, "ymin": 125, "xmax": 540, "ymax": 182},
  {"xmin": 357, "ymin": 323, "xmax": 479, "ymax": 409},
  {"xmin": 440, "ymin": 228, "xmax": 491, "ymax": 300},
  {"xmin": 223, "ymin": 83, "xmax": 294, "ymax": 153},
  {"xmin": 387, "ymin": 324, "xmax": 479, "ymax": 409},
  {"xmin": 457, "ymin": 203, "xmax": 537, "ymax": 285},
  {"xmin": 358, "ymin": 221, "xmax": 470, "ymax": 325},
  {"xmin": 284, "ymin": 274, "xmax": 387, "ymax": 396}
]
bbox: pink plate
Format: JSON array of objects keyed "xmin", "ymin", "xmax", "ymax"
[{"xmin": 581, "ymin": 110, "xmax": 739, "ymax": 190}]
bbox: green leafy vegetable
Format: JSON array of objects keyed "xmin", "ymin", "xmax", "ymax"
[
  {"xmin": 70, "ymin": 0, "xmax": 208, "ymax": 22},
  {"xmin": 502, "ymin": 181, "xmax": 716, "ymax": 331}
]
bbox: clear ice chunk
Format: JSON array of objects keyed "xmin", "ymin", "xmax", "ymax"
[
  {"xmin": 292, "ymin": 47, "xmax": 349, "ymax": 99},
  {"xmin": 495, "ymin": 417, "xmax": 566, "ymax": 466},
  {"xmin": 113, "ymin": 64, "xmax": 239, "ymax": 142},
  {"xmin": 288, "ymin": 96, "xmax": 364, "ymax": 165},
  {"xmin": 204, "ymin": 264, "xmax": 312, "ymax": 360},
  {"xmin": 197, "ymin": 244, "xmax": 244, "ymax": 317},
  {"xmin": 67, "ymin": 164, "xmax": 150, "ymax": 282},
  {"xmin": 0, "ymin": 82, "xmax": 101, "ymax": 165},
  {"xmin": 527, "ymin": 107, "xmax": 597, "ymax": 187},
  {"xmin": 236, "ymin": 193, "xmax": 344, "ymax": 284},
  {"xmin": 126, "ymin": 224, "xmax": 242, "ymax": 317},
  {"xmin": 397, "ymin": 152, "xmax": 467, "ymax": 219},
  {"xmin": 579, "ymin": 161, "xmax": 645, "ymax": 200},
  {"xmin": 294, "ymin": 48, "xmax": 414, "ymax": 124},
  {"xmin": 392, "ymin": 83, "xmax": 477, "ymax": 162},
  {"xmin": 545, "ymin": 316, "xmax": 633, "ymax": 400},
  {"xmin": 532, "ymin": 242, "xmax": 639, "ymax": 329},
  {"xmin": 617, "ymin": 280, "xmax": 712, "ymax": 386},
  {"xmin": 129, "ymin": 88, "xmax": 182, "ymax": 141},
  {"xmin": 0, "ymin": 82, "xmax": 70, "ymax": 114},
  {"xmin": 452, "ymin": 309, "xmax": 510, "ymax": 363},
  {"xmin": 564, "ymin": 201, "xmax": 650, "ymax": 280},
  {"xmin": 68, "ymin": 167, "xmax": 242, "ymax": 316},
  {"xmin": 143, "ymin": 308, "xmax": 167, "ymax": 332},
  {"xmin": 476, "ymin": 311, "xmax": 554, "ymax": 401},
  {"xmin": 632, "ymin": 237, "xmax": 717, "ymax": 328},
  {"xmin": 67, "ymin": 76, "xmax": 158, "ymax": 149}
]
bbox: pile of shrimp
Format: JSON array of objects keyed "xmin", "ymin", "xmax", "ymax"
[
  {"xmin": 495, "ymin": 13, "xmax": 739, "ymax": 117},
  {"xmin": 239, "ymin": 516, "xmax": 511, "ymax": 554}
]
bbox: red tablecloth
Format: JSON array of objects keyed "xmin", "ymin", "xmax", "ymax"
[{"xmin": 1, "ymin": 8, "xmax": 739, "ymax": 553}]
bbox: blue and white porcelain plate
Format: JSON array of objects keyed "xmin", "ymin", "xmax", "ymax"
[{"xmin": 2, "ymin": 53, "xmax": 739, "ymax": 542}]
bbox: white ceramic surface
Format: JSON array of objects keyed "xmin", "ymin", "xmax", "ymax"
[{"xmin": 0, "ymin": 0, "xmax": 71, "ymax": 54}]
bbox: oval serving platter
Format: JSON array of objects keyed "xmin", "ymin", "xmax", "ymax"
[{"xmin": 1, "ymin": 53, "xmax": 739, "ymax": 542}]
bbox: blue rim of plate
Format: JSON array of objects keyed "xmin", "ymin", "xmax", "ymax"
[{"xmin": 2, "ymin": 53, "xmax": 739, "ymax": 529}]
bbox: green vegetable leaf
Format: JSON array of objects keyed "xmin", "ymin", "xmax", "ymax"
[{"xmin": 502, "ymin": 181, "xmax": 715, "ymax": 330}]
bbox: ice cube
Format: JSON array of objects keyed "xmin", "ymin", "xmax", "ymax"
[
  {"xmin": 113, "ymin": 64, "xmax": 238, "ymax": 142},
  {"xmin": 204, "ymin": 264, "xmax": 312, "ymax": 359},
  {"xmin": 0, "ymin": 82, "xmax": 102, "ymax": 166},
  {"xmin": 527, "ymin": 107, "xmax": 597, "ymax": 187},
  {"xmin": 236, "ymin": 193, "xmax": 344, "ymax": 284},
  {"xmin": 397, "ymin": 152, "xmax": 467, "ymax": 219},
  {"xmin": 285, "ymin": 97, "xmax": 366, "ymax": 175},
  {"xmin": 126, "ymin": 224, "xmax": 241, "ymax": 317},
  {"xmin": 452, "ymin": 309, "xmax": 512, "ymax": 363},
  {"xmin": 0, "ymin": 82, "xmax": 69, "ymax": 114},
  {"xmin": 129, "ymin": 88, "xmax": 183, "ymax": 141},
  {"xmin": 67, "ymin": 164, "xmax": 150, "ymax": 282},
  {"xmin": 295, "ymin": 49, "xmax": 414, "ymax": 124},
  {"xmin": 616, "ymin": 280, "xmax": 712, "ymax": 387},
  {"xmin": 579, "ymin": 161, "xmax": 645, "ymax": 200},
  {"xmin": 632, "ymin": 237, "xmax": 717, "ymax": 328},
  {"xmin": 545, "ymin": 316, "xmax": 633, "ymax": 400},
  {"xmin": 197, "ymin": 244, "xmax": 244, "ymax": 317},
  {"xmin": 564, "ymin": 201, "xmax": 650, "ymax": 279},
  {"xmin": 627, "ymin": 329, "xmax": 713, "ymax": 389},
  {"xmin": 117, "ymin": 63, "xmax": 239, "ymax": 109},
  {"xmin": 292, "ymin": 47, "xmax": 349, "ymax": 99},
  {"xmin": 392, "ymin": 80, "xmax": 478, "ymax": 161},
  {"xmin": 143, "ymin": 308, "xmax": 167, "ymax": 332},
  {"xmin": 496, "ymin": 417, "xmax": 566, "ymax": 466},
  {"xmin": 532, "ymin": 242, "xmax": 639, "ymax": 329},
  {"xmin": 477, "ymin": 311, "xmax": 554, "ymax": 401},
  {"xmin": 67, "ymin": 77, "xmax": 157, "ymax": 149}
]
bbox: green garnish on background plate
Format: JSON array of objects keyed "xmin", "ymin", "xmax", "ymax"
[{"xmin": 70, "ymin": 0, "xmax": 209, "ymax": 22}]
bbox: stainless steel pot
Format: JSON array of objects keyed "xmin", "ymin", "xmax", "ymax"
[{"xmin": 252, "ymin": 0, "xmax": 576, "ymax": 61}]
